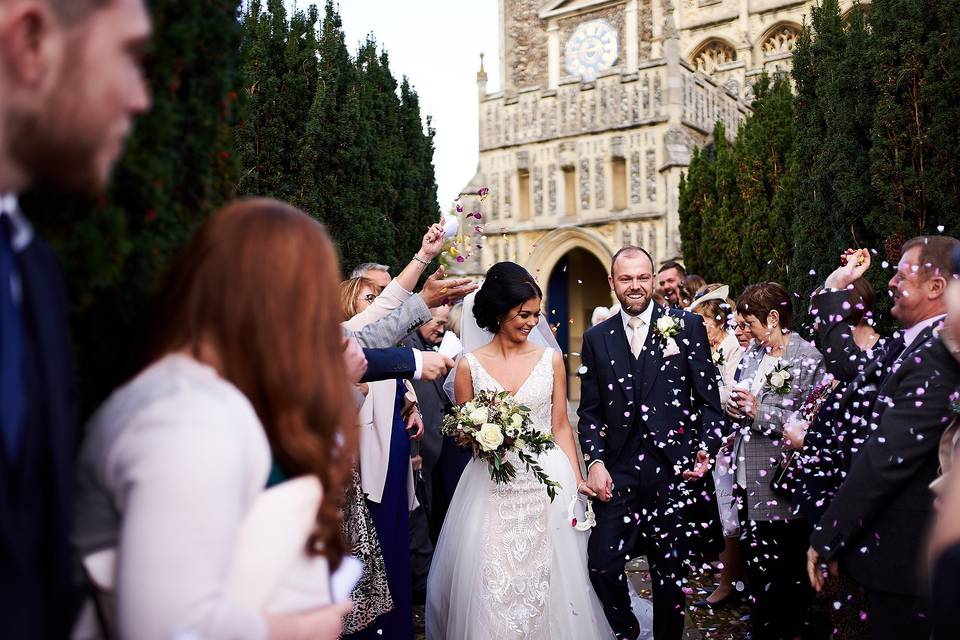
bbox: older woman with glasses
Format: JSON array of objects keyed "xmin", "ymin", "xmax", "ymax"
[{"xmin": 728, "ymin": 282, "xmax": 824, "ymax": 640}]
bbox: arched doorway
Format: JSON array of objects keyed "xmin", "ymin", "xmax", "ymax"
[
  {"xmin": 525, "ymin": 226, "xmax": 614, "ymax": 401},
  {"xmin": 543, "ymin": 248, "xmax": 611, "ymax": 400}
]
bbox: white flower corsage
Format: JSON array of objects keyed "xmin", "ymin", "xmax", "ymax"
[
  {"xmin": 712, "ymin": 348, "xmax": 725, "ymax": 367},
  {"xmin": 655, "ymin": 314, "xmax": 682, "ymax": 358},
  {"xmin": 765, "ymin": 363, "xmax": 793, "ymax": 395},
  {"xmin": 654, "ymin": 314, "xmax": 682, "ymax": 339}
]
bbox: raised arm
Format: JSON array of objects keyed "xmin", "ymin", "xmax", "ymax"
[
  {"xmin": 812, "ymin": 248, "xmax": 876, "ymax": 381},
  {"xmin": 343, "ymin": 224, "xmax": 445, "ymax": 332},
  {"xmin": 811, "ymin": 340, "xmax": 957, "ymax": 560}
]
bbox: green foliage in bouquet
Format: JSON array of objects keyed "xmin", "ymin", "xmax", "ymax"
[{"xmin": 442, "ymin": 390, "xmax": 562, "ymax": 501}]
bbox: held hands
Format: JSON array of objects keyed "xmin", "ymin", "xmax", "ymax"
[
  {"xmin": 727, "ymin": 388, "xmax": 757, "ymax": 420},
  {"xmin": 682, "ymin": 450, "xmax": 712, "ymax": 481},
  {"xmin": 419, "ymin": 223, "xmax": 445, "ymax": 261},
  {"xmin": 419, "ymin": 265, "xmax": 478, "ymax": 308},
  {"xmin": 576, "ymin": 477, "xmax": 598, "ymax": 498},
  {"xmin": 342, "ymin": 338, "xmax": 367, "ymax": 383},
  {"xmin": 824, "ymin": 248, "xmax": 871, "ymax": 290},
  {"xmin": 419, "ymin": 351, "xmax": 454, "ymax": 381},
  {"xmin": 586, "ymin": 462, "xmax": 614, "ymax": 502},
  {"xmin": 806, "ymin": 546, "xmax": 838, "ymax": 593}
]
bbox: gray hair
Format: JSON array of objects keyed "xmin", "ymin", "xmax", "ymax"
[{"xmin": 350, "ymin": 262, "xmax": 391, "ymax": 279}]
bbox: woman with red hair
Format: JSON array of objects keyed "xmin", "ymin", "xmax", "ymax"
[{"xmin": 74, "ymin": 199, "xmax": 358, "ymax": 639}]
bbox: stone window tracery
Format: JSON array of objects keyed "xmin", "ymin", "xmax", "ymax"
[
  {"xmin": 691, "ymin": 39, "xmax": 737, "ymax": 75},
  {"xmin": 762, "ymin": 24, "xmax": 801, "ymax": 58}
]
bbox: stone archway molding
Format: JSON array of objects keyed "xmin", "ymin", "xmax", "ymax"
[{"xmin": 524, "ymin": 225, "xmax": 614, "ymax": 284}]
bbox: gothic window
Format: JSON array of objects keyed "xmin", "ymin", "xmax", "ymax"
[
  {"xmin": 762, "ymin": 24, "xmax": 801, "ymax": 58},
  {"xmin": 690, "ymin": 39, "xmax": 737, "ymax": 75}
]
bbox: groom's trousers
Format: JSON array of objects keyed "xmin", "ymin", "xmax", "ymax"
[{"xmin": 588, "ymin": 452, "xmax": 689, "ymax": 640}]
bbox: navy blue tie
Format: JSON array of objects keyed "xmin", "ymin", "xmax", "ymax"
[{"xmin": 0, "ymin": 214, "xmax": 25, "ymax": 460}]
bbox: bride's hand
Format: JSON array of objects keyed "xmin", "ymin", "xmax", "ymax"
[{"xmin": 576, "ymin": 477, "xmax": 597, "ymax": 498}]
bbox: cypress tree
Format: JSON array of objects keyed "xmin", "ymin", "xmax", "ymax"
[
  {"xmin": 236, "ymin": 0, "xmax": 319, "ymax": 204},
  {"xmin": 397, "ymin": 78, "xmax": 442, "ymax": 269},
  {"xmin": 678, "ymin": 77, "xmax": 795, "ymax": 295},
  {"xmin": 868, "ymin": 0, "xmax": 960, "ymax": 245},
  {"xmin": 786, "ymin": 0, "xmax": 878, "ymax": 327},
  {"xmin": 678, "ymin": 139, "xmax": 716, "ymax": 277}
]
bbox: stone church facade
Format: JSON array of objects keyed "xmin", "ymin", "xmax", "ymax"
[{"xmin": 459, "ymin": 0, "xmax": 866, "ymax": 396}]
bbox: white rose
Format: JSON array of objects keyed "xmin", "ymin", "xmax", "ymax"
[
  {"xmin": 476, "ymin": 423, "xmax": 505, "ymax": 452},
  {"xmin": 782, "ymin": 369, "xmax": 793, "ymax": 380},
  {"xmin": 468, "ymin": 407, "xmax": 490, "ymax": 425},
  {"xmin": 510, "ymin": 413, "xmax": 524, "ymax": 429},
  {"xmin": 656, "ymin": 316, "xmax": 675, "ymax": 334},
  {"xmin": 769, "ymin": 372, "xmax": 786, "ymax": 388}
]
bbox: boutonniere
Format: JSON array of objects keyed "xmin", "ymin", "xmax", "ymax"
[
  {"xmin": 712, "ymin": 347, "xmax": 725, "ymax": 367},
  {"xmin": 765, "ymin": 362, "xmax": 793, "ymax": 395},
  {"xmin": 654, "ymin": 314, "xmax": 682, "ymax": 339}
]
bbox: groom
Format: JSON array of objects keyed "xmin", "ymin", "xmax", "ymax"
[{"xmin": 579, "ymin": 246, "xmax": 725, "ymax": 639}]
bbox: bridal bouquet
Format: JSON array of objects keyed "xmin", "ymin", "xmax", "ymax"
[{"xmin": 442, "ymin": 389, "xmax": 561, "ymax": 501}]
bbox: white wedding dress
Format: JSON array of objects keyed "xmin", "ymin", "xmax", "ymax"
[{"xmin": 426, "ymin": 348, "xmax": 614, "ymax": 640}]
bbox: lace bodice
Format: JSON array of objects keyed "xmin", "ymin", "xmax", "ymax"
[
  {"xmin": 464, "ymin": 347, "xmax": 555, "ymax": 434},
  {"xmin": 461, "ymin": 348, "xmax": 556, "ymax": 639}
]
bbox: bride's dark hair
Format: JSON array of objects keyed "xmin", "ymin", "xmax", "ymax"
[{"xmin": 473, "ymin": 262, "xmax": 543, "ymax": 333}]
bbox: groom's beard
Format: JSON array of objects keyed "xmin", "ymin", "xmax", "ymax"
[{"xmin": 618, "ymin": 291, "xmax": 651, "ymax": 315}]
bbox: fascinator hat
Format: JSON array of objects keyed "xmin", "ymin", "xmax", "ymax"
[{"xmin": 685, "ymin": 284, "xmax": 730, "ymax": 313}]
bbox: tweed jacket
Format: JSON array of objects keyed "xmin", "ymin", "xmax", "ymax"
[{"xmin": 733, "ymin": 332, "xmax": 825, "ymax": 521}]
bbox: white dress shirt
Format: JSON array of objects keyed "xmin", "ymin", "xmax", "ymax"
[
  {"xmin": 902, "ymin": 313, "xmax": 946, "ymax": 354},
  {"xmin": 620, "ymin": 302, "xmax": 655, "ymax": 354},
  {"xmin": 0, "ymin": 193, "xmax": 34, "ymax": 253}
]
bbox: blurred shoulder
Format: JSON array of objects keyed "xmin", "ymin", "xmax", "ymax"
[{"xmin": 82, "ymin": 354, "xmax": 265, "ymax": 467}]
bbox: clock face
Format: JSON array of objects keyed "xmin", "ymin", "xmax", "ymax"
[{"xmin": 564, "ymin": 19, "xmax": 619, "ymax": 82}]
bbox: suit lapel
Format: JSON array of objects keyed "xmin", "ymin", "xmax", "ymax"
[
  {"xmin": 877, "ymin": 325, "xmax": 937, "ymax": 397},
  {"xmin": 638, "ymin": 304, "xmax": 665, "ymax": 404},
  {"xmin": 602, "ymin": 314, "xmax": 633, "ymax": 400}
]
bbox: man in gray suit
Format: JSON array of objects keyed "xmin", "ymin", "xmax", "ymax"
[{"xmin": 807, "ymin": 236, "xmax": 960, "ymax": 640}]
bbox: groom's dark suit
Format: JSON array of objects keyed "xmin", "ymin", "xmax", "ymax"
[{"xmin": 578, "ymin": 304, "xmax": 725, "ymax": 640}]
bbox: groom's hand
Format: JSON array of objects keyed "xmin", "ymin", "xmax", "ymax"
[
  {"xmin": 587, "ymin": 462, "xmax": 613, "ymax": 502},
  {"xmin": 682, "ymin": 450, "xmax": 712, "ymax": 481}
]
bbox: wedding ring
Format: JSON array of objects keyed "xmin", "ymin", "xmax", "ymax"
[{"xmin": 440, "ymin": 287, "xmax": 448, "ymax": 294}]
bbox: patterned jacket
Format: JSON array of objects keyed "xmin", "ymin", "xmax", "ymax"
[{"xmin": 733, "ymin": 333, "xmax": 825, "ymax": 522}]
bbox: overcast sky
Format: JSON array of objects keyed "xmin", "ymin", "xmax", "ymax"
[{"xmin": 287, "ymin": 0, "xmax": 503, "ymax": 210}]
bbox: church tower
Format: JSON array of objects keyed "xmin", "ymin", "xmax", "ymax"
[{"xmin": 461, "ymin": 0, "xmax": 865, "ymax": 398}]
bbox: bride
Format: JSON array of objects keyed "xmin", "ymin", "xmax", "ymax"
[{"xmin": 426, "ymin": 262, "xmax": 615, "ymax": 640}]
